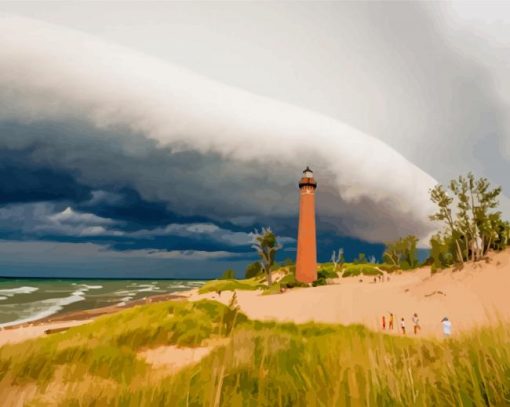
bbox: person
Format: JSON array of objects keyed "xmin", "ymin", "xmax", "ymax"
[
  {"xmin": 373, "ymin": 277, "xmax": 377, "ymax": 283},
  {"xmin": 389, "ymin": 313, "xmax": 394, "ymax": 330},
  {"xmin": 400, "ymin": 317, "xmax": 406, "ymax": 335},
  {"xmin": 412, "ymin": 313, "xmax": 420, "ymax": 335},
  {"xmin": 382, "ymin": 315, "xmax": 386, "ymax": 330},
  {"xmin": 217, "ymin": 290, "xmax": 222, "ymax": 297},
  {"xmin": 442, "ymin": 317, "xmax": 452, "ymax": 337}
]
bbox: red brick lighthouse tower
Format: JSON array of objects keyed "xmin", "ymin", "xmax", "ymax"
[{"xmin": 296, "ymin": 166, "xmax": 317, "ymax": 283}]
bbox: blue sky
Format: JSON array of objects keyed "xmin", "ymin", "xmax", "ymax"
[{"xmin": 0, "ymin": 3, "xmax": 509, "ymax": 278}]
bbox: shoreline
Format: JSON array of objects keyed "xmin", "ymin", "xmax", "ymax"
[{"xmin": 0, "ymin": 288, "xmax": 198, "ymax": 345}]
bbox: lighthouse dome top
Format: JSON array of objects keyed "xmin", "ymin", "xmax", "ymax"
[{"xmin": 303, "ymin": 166, "xmax": 314, "ymax": 178}]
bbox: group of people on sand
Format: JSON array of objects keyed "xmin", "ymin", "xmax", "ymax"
[
  {"xmin": 372, "ymin": 275, "xmax": 390, "ymax": 283},
  {"xmin": 381, "ymin": 312, "xmax": 421, "ymax": 335},
  {"xmin": 381, "ymin": 313, "xmax": 453, "ymax": 337}
]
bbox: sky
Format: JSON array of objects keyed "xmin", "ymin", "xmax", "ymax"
[{"xmin": 0, "ymin": 2, "xmax": 509, "ymax": 278}]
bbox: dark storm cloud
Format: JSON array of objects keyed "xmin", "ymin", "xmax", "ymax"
[{"xmin": 0, "ymin": 14, "xmax": 439, "ymax": 247}]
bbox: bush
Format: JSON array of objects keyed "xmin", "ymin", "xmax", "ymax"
[
  {"xmin": 244, "ymin": 262, "xmax": 262, "ymax": 279},
  {"xmin": 377, "ymin": 264, "xmax": 399, "ymax": 273},
  {"xmin": 312, "ymin": 269, "xmax": 338, "ymax": 287},
  {"xmin": 353, "ymin": 253, "xmax": 368, "ymax": 264},
  {"xmin": 279, "ymin": 273, "xmax": 308, "ymax": 289},
  {"xmin": 198, "ymin": 278, "xmax": 263, "ymax": 294},
  {"xmin": 342, "ymin": 264, "xmax": 382, "ymax": 278},
  {"xmin": 220, "ymin": 269, "xmax": 236, "ymax": 280}
]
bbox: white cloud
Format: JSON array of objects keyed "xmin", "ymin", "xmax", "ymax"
[
  {"xmin": 0, "ymin": 203, "xmax": 123, "ymax": 237},
  {"xmin": 0, "ymin": 14, "xmax": 439, "ymax": 243}
]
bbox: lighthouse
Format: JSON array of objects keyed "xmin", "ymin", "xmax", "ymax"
[{"xmin": 295, "ymin": 166, "xmax": 317, "ymax": 283}]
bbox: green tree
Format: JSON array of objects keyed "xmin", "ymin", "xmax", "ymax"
[
  {"xmin": 430, "ymin": 173, "xmax": 505, "ymax": 265},
  {"xmin": 429, "ymin": 233, "xmax": 454, "ymax": 272},
  {"xmin": 252, "ymin": 227, "xmax": 282, "ymax": 285},
  {"xmin": 353, "ymin": 252, "xmax": 367, "ymax": 264},
  {"xmin": 244, "ymin": 262, "xmax": 262, "ymax": 279},
  {"xmin": 429, "ymin": 184, "xmax": 464, "ymax": 264},
  {"xmin": 383, "ymin": 235, "xmax": 419, "ymax": 269},
  {"xmin": 219, "ymin": 269, "xmax": 236, "ymax": 280}
]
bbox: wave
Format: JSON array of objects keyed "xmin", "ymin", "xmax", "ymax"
[
  {"xmin": 0, "ymin": 286, "xmax": 38, "ymax": 296},
  {"xmin": 0, "ymin": 290, "xmax": 86, "ymax": 328},
  {"xmin": 136, "ymin": 284, "xmax": 160, "ymax": 293},
  {"xmin": 81, "ymin": 284, "xmax": 103, "ymax": 289}
]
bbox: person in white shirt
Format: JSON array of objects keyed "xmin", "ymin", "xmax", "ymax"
[
  {"xmin": 400, "ymin": 317, "xmax": 406, "ymax": 335},
  {"xmin": 442, "ymin": 317, "xmax": 452, "ymax": 337},
  {"xmin": 412, "ymin": 313, "xmax": 420, "ymax": 335}
]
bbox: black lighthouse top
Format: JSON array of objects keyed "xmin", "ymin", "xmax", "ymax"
[{"xmin": 299, "ymin": 166, "xmax": 317, "ymax": 189}]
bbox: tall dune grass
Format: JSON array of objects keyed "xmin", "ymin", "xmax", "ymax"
[{"xmin": 1, "ymin": 300, "xmax": 509, "ymax": 406}]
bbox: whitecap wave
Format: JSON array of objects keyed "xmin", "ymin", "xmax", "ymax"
[
  {"xmin": 0, "ymin": 286, "xmax": 39, "ymax": 295},
  {"xmin": 81, "ymin": 284, "xmax": 103, "ymax": 289},
  {"xmin": 0, "ymin": 286, "xmax": 39, "ymax": 303},
  {"xmin": 0, "ymin": 290, "xmax": 86, "ymax": 328},
  {"xmin": 136, "ymin": 284, "xmax": 159, "ymax": 292}
]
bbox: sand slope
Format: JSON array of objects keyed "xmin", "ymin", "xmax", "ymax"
[{"xmin": 192, "ymin": 249, "xmax": 510, "ymax": 337}]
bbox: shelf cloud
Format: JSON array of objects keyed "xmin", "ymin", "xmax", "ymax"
[{"xmin": 0, "ymin": 14, "xmax": 438, "ymax": 247}]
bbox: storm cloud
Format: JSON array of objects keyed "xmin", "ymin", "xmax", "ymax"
[{"xmin": 0, "ymin": 14, "xmax": 437, "ymax": 246}]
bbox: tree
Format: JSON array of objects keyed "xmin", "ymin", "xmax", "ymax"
[
  {"xmin": 252, "ymin": 227, "xmax": 282, "ymax": 285},
  {"xmin": 330, "ymin": 248, "xmax": 344, "ymax": 272},
  {"xmin": 383, "ymin": 235, "xmax": 419, "ymax": 269},
  {"xmin": 429, "ymin": 233, "xmax": 454, "ymax": 272},
  {"xmin": 430, "ymin": 173, "xmax": 505, "ymax": 265},
  {"xmin": 244, "ymin": 261, "xmax": 262, "ymax": 279},
  {"xmin": 353, "ymin": 252, "xmax": 367, "ymax": 264},
  {"xmin": 220, "ymin": 269, "xmax": 236, "ymax": 280},
  {"xmin": 429, "ymin": 184, "xmax": 464, "ymax": 264}
]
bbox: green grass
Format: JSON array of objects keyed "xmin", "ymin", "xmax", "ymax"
[
  {"xmin": 198, "ymin": 277, "xmax": 264, "ymax": 294},
  {"xmin": 342, "ymin": 264, "xmax": 382, "ymax": 277},
  {"xmin": 377, "ymin": 263, "xmax": 400, "ymax": 273},
  {"xmin": 0, "ymin": 300, "xmax": 245, "ymax": 388},
  {"xmin": 1, "ymin": 300, "xmax": 509, "ymax": 406}
]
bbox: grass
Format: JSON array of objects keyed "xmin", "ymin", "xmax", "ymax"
[
  {"xmin": 0, "ymin": 299, "xmax": 509, "ymax": 406},
  {"xmin": 342, "ymin": 264, "xmax": 382, "ymax": 277},
  {"xmin": 198, "ymin": 277, "xmax": 264, "ymax": 294}
]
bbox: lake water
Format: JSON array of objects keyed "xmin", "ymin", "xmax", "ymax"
[{"xmin": 0, "ymin": 278, "xmax": 204, "ymax": 328}]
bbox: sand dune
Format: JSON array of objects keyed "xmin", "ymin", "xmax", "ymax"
[{"xmin": 191, "ymin": 249, "xmax": 510, "ymax": 337}]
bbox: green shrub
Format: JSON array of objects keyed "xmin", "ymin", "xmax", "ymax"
[
  {"xmin": 353, "ymin": 253, "xmax": 368, "ymax": 264},
  {"xmin": 342, "ymin": 264, "xmax": 382, "ymax": 278},
  {"xmin": 244, "ymin": 262, "xmax": 262, "ymax": 279},
  {"xmin": 377, "ymin": 264, "xmax": 399, "ymax": 273},
  {"xmin": 219, "ymin": 269, "xmax": 236, "ymax": 280},
  {"xmin": 198, "ymin": 278, "xmax": 263, "ymax": 294},
  {"xmin": 279, "ymin": 273, "xmax": 308, "ymax": 289},
  {"xmin": 312, "ymin": 269, "xmax": 338, "ymax": 286}
]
